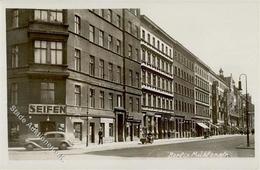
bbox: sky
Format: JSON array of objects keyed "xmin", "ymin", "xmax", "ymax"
[{"xmin": 141, "ymin": 1, "xmax": 259, "ymax": 104}]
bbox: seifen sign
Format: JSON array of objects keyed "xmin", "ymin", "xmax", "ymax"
[{"xmin": 29, "ymin": 104, "xmax": 66, "ymax": 114}]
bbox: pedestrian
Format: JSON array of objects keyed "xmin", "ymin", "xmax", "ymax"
[{"xmin": 98, "ymin": 128, "xmax": 103, "ymax": 144}]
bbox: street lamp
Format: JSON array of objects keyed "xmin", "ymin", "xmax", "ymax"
[{"xmin": 238, "ymin": 74, "xmax": 249, "ymax": 147}]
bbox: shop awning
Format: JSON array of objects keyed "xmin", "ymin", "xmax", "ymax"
[
  {"xmin": 209, "ymin": 122, "xmax": 219, "ymax": 128},
  {"xmin": 196, "ymin": 122, "xmax": 209, "ymax": 129}
]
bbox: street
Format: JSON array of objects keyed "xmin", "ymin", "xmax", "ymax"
[
  {"xmin": 87, "ymin": 135, "xmax": 254, "ymax": 158},
  {"xmin": 9, "ymin": 135, "xmax": 254, "ymax": 160}
]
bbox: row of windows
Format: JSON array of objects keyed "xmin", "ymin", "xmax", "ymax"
[
  {"xmin": 174, "ymin": 66, "xmax": 194, "ymax": 84},
  {"xmin": 142, "ymin": 92, "xmax": 173, "ymax": 111},
  {"xmin": 195, "ymin": 64, "xmax": 208, "ymax": 80},
  {"xmin": 196, "ymin": 104, "xmax": 210, "ymax": 117},
  {"xmin": 141, "ymin": 29, "xmax": 172, "ymax": 58},
  {"xmin": 90, "ymin": 9, "xmax": 121, "ymax": 28},
  {"xmin": 88, "ymin": 24, "xmax": 123, "ymax": 55},
  {"xmin": 11, "ymin": 9, "xmax": 63, "ymax": 28},
  {"xmin": 34, "ymin": 9, "xmax": 63, "ymax": 23},
  {"xmin": 174, "ymin": 99, "xmax": 195, "ymax": 114},
  {"xmin": 174, "ymin": 82, "xmax": 194, "ymax": 99},
  {"xmin": 142, "ymin": 69, "xmax": 173, "ymax": 93},
  {"xmin": 195, "ymin": 90, "xmax": 209, "ymax": 104},
  {"xmin": 173, "ymin": 50, "xmax": 194, "ymax": 71},
  {"xmin": 88, "ymin": 55, "xmax": 123, "ymax": 84},
  {"xmin": 195, "ymin": 76, "xmax": 209, "ymax": 92},
  {"xmin": 142, "ymin": 48, "xmax": 172, "ymax": 75}
]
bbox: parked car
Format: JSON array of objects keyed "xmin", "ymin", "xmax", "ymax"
[{"xmin": 24, "ymin": 131, "xmax": 74, "ymax": 151}]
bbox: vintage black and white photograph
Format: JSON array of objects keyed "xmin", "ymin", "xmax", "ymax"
[{"xmin": 0, "ymin": 0, "xmax": 259, "ymax": 170}]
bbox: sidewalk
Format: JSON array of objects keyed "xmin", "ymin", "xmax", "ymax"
[{"xmin": 71, "ymin": 134, "xmax": 241, "ymax": 153}]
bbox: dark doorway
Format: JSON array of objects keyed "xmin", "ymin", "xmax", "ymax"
[
  {"xmin": 158, "ymin": 118, "xmax": 162, "ymax": 139},
  {"xmin": 130, "ymin": 123, "xmax": 133, "ymax": 141},
  {"xmin": 89, "ymin": 122, "xmax": 95, "ymax": 143},
  {"xmin": 117, "ymin": 114, "xmax": 124, "ymax": 142},
  {"xmin": 40, "ymin": 121, "xmax": 56, "ymax": 134},
  {"xmin": 73, "ymin": 122, "xmax": 82, "ymax": 141}
]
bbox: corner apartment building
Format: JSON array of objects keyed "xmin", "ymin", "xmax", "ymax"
[
  {"xmin": 140, "ymin": 15, "xmax": 174, "ymax": 139},
  {"xmin": 7, "ymin": 8, "xmax": 142, "ymax": 147},
  {"xmin": 172, "ymin": 42, "xmax": 195, "ymax": 138}
]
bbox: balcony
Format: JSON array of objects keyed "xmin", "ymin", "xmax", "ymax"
[{"xmin": 28, "ymin": 21, "xmax": 69, "ymax": 40}]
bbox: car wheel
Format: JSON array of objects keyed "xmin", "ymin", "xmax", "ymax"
[
  {"xmin": 59, "ymin": 142, "xmax": 68, "ymax": 150},
  {"xmin": 26, "ymin": 144, "xmax": 34, "ymax": 151}
]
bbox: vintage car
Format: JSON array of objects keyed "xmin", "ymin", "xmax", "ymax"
[{"xmin": 24, "ymin": 131, "xmax": 74, "ymax": 151}]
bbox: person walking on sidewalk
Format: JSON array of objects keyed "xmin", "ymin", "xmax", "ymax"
[{"xmin": 98, "ymin": 128, "xmax": 103, "ymax": 144}]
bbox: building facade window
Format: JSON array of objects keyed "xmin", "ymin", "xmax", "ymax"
[
  {"xmin": 127, "ymin": 21, "xmax": 132, "ymax": 33},
  {"xmin": 109, "ymin": 123, "xmax": 113, "ymax": 137},
  {"xmin": 108, "ymin": 63, "xmax": 113, "ymax": 81},
  {"xmin": 41, "ymin": 82, "xmax": 55, "ymax": 104},
  {"xmin": 99, "ymin": 30, "xmax": 104, "ymax": 46},
  {"xmin": 74, "ymin": 49, "xmax": 81, "ymax": 71},
  {"xmin": 136, "ymin": 98, "xmax": 140, "ymax": 112},
  {"xmin": 34, "ymin": 40, "xmax": 62, "ymax": 65},
  {"xmin": 34, "ymin": 9, "xmax": 63, "ymax": 23},
  {"xmin": 100, "ymin": 91, "xmax": 104, "ymax": 108},
  {"xmin": 129, "ymin": 97, "xmax": 133, "ymax": 112},
  {"xmin": 11, "ymin": 83, "xmax": 18, "ymax": 105},
  {"xmin": 108, "ymin": 93, "xmax": 113, "ymax": 110},
  {"xmin": 108, "ymin": 35, "xmax": 112, "ymax": 50},
  {"xmin": 136, "ymin": 48, "xmax": 139, "ymax": 62},
  {"xmin": 115, "ymin": 66, "xmax": 120, "ymax": 83},
  {"xmin": 74, "ymin": 15, "xmax": 80, "ymax": 34},
  {"xmin": 89, "ymin": 89, "xmax": 95, "ymax": 108},
  {"xmin": 107, "ymin": 9, "xmax": 112, "ymax": 22},
  {"xmin": 116, "ymin": 40, "xmax": 121, "ymax": 54},
  {"xmin": 117, "ymin": 95, "xmax": 122, "ymax": 107},
  {"xmin": 128, "ymin": 44, "xmax": 132, "ymax": 58},
  {"xmin": 11, "ymin": 46, "xmax": 19, "ymax": 68},
  {"xmin": 74, "ymin": 85, "xmax": 81, "ymax": 106},
  {"xmin": 89, "ymin": 25, "xmax": 95, "ymax": 42},
  {"xmin": 89, "ymin": 56, "xmax": 95, "ymax": 76},
  {"xmin": 129, "ymin": 69, "xmax": 133, "ymax": 86},
  {"xmin": 116, "ymin": 14, "xmax": 120, "ymax": 27},
  {"xmin": 99, "ymin": 59, "xmax": 104, "ymax": 79},
  {"xmin": 142, "ymin": 92, "xmax": 146, "ymax": 106},
  {"xmin": 135, "ymin": 72, "xmax": 140, "ymax": 87},
  {"xmin": 12, "ymin": 9, "xmax": 19, "ymax": 28}
]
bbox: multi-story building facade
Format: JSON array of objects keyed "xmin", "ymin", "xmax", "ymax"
[
  {"xmin": 140, "ymin": 15, "xmax": 174, "ymax": 139},
  {"xmin": 7, "ymin": 8, "xmax": 142, "ymax": 146},
  {"xmin": 172, "ymin": 42, "xmax": 195, "ymax": 138},
  {"xmin": 209, "ymin": 69, "xmax": 229, "ymax": 135},
  {"xmin": 193, "ymin": 59, "xmax": 210, "ymax": 136}
]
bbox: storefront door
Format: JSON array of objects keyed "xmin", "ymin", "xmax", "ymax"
[
  {"xmin": 73, "ymin": 122, "xmax": 82, "ymax": 141},
  {"xmin": 117, "ymin": 114, "xmax": 124, "ymax": 142},
  {"xmin": 89, "ymin": 123, "xmax": 95, "ymax": 143},
  {"xmin": 40, "ymin": 121, "xmax": 56, "ymax": 134}
]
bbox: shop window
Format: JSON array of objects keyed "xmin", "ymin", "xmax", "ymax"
[
  {"xmin": 100, "ymin": 123, "xmax": 105, "ymax": 136},
  {"xmin": 9, "ymin": 123, "xmax": 19, "ymax": 141},
  {"xmin": 109, "ymin": 123, "xmax": 113, "ymax": 137}
]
